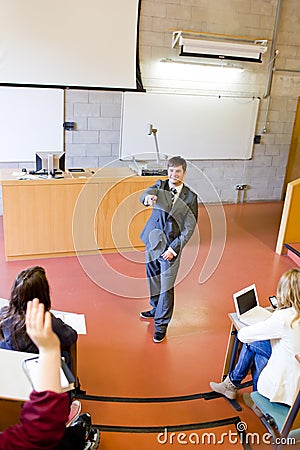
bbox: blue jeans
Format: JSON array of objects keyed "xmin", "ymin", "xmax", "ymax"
[{"xmin": 230, "ymin": 340, "xmax": 272, "ymax": 391}]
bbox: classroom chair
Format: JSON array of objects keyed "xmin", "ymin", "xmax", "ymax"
[{"xmin": 250, "ymin": 387, "xmax": 300, "ymax": 449}]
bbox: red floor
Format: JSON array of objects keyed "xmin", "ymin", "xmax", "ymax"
[{"xmin": 0, "ymin": 202, "xmax": 295, "ymax": 449}]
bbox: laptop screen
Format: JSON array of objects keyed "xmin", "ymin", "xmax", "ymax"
[{"xmin": 234, "ymin": 285, "xmax": 258, "ymax": 315}]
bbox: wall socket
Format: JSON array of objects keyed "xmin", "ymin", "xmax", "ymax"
[{"xmin": 235, "ymin": 184, "xmax": 248, "ymax": 190}]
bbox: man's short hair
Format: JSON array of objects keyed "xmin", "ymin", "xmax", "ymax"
[{"xmin": 167, "ymin": 156, "xmax": 187, "ymax": 172}]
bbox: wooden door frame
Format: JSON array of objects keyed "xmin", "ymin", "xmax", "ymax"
[{"xmin": 282, "ymin": 96, "xmax": 300, "ymax": 198}]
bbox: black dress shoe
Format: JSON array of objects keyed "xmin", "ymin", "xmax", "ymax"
[
  {"xmin": 153, "ymin": 331, "xmax": 166, "ymax": 343},
  {"xmin": 140, "ymin": 310, "xmax": 155, "ymax": 319}
]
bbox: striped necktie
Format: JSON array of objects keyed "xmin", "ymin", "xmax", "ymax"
[{"xmin": 171, "ymin": 187, "xmax": 177, "ymax": 203}]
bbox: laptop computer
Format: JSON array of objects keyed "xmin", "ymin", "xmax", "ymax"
[{"xmin": 233, "ymin": 284, "xmax": 272, "ymax": 325}]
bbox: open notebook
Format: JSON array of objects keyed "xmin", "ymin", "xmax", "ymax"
[{"xmin": 233, "ymin": 284, "xmax": 272, "ymax": 325}]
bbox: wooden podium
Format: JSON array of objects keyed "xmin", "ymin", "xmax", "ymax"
[{"xmin": 0, "ymin": 167, "xmax": 162, "ymax": 260}]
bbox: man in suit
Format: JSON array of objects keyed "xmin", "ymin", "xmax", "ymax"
[{"xmin": 140, "ymin": 156, "xmax": 198, "ymax": 343}]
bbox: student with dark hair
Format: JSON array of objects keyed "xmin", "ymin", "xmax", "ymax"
[
  {"xmin": 140, "ymin": 156, "xmax": 198, "ymax": 343},
  {"xmin": 0, "ymin": 298, "xmax": 100, "ymax": 450},
  {"xmin": 0, "ymin": 266, "xmax": 77, "ymax": 365},
  {"xmin": 210, "ymin": 268, "xmax": 300, "ymax": 406}
]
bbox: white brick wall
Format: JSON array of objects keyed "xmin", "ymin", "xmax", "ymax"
[{"xmin": 65, "ymin": 90, "xmax": 123, "ymax": 168}]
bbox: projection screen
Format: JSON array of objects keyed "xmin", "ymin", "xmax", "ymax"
[{"xmin": 0, "ymin": 0, "xmax": 140, "ymax": 89}]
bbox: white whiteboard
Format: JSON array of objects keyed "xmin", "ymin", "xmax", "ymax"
[
  {"xmin": 0, "ymin": 87, "xmax": 64, "ymax": 162},
  {"xmin": 0, "ymin": 0, "xmax": 139, "ymax": 89},
  {"xmin": 120, "ymin": 93, "xmax": 260, "ymax": 160}
]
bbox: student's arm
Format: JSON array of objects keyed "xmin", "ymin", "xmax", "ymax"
[
  {"xmin": 0, "ymin": 299, "xmax": 69, "ymax": 450},
  {"xmin": 26, "ymin": 299, "xmax": 62, "ymax": 393},
  {"xmin": 238, "ymin": 312, "xmax": 284, "ymax": 343},
  {"xmin": 140, "ymin": 180, "xmax": 161, "ymax": 206},
  {"xmin": 0, "ymin": 391, "xmax": 69, "ymax": 450}
]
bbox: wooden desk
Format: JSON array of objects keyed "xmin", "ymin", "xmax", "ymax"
[
  {"xmin": 0, "ymin": 348, "xmax": 36, "ymax": 401},
  {"xmin": 0, "ymin": 347, "xmax": 77, "ymax": 431},
  {"xmin": 222, "ymin": 310, "xmax": 273, "ymax": 380},
  {"xmin": 0, "ymin": 167, "xmax": 162, "ymax": 260},
  {"xmin": 0, "ymin": 349, "xmax": 36, "ymax": 432}
]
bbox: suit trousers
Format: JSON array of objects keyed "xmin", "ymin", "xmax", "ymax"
[{"xmin": 146, "ymin": 248, "xmax": 180, "ymax": 333}]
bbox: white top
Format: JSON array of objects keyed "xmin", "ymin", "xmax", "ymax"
[{"xmin": 238, "ymin": 307, "xmax": 300, "ymax": 405}]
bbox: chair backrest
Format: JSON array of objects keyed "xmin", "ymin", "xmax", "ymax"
[
  {"xmin": 280, "ymin": 354, "xmax": 300, "ymax": 438},
  {"xmin": 280, "ymin": 388, "xmax": 300, "ymax": 439},
  {"xmin": 250, "ymin": 354, "xmax": 300, "ymax": 447}
]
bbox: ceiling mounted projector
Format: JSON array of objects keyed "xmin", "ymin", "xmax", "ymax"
[{"xmin": 172, "ymin": 31, "xmax": 268, "ymax": 63}]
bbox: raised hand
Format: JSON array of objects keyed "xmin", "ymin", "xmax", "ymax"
[
  {"xmin": 26, "ymin": 298, "xmax": 59, "ymax": 352},
  {"xmin": 26, "ymin": 298, "xmax": 61, "ymax": 393}
]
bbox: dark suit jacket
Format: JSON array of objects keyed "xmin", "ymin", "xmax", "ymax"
[{"xmin": 140, "ymin": 179, "xmax": 198, "ymax": 256}]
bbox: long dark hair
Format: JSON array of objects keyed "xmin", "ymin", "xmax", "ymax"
[{"xmin": 0, "ymin": 266, "xmax": 51, "ymax": 345}]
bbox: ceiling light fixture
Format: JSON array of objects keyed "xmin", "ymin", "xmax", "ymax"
[{"xmin": 160, "ymin": 57, "xmax": 244, "ymax": 71}]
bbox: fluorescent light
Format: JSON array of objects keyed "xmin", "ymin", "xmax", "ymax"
[{"xmin": 160, "ymin": 58, "xmax": 244, "ymax": 72}]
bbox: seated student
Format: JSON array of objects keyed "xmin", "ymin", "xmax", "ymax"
[
  {"xmin": 0, "ymin": 266, "xmax": 77, "ymax": 367},
  {"xmin": 0, "ymin": 298, "xmax": 99, "ymax": 450},
  {"xmin": 210, "ymin": 268, "xmax": 300, "ymax": 406}
]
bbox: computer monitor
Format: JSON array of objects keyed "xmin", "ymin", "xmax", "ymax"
[{"xmin": 36, "ymin": 151, "xmax": 65, "ymax": 174}]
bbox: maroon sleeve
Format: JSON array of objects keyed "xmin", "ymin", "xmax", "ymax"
[{"xmin": 0, "ymin": 390, "xmax": 69, "ymax": 450}]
